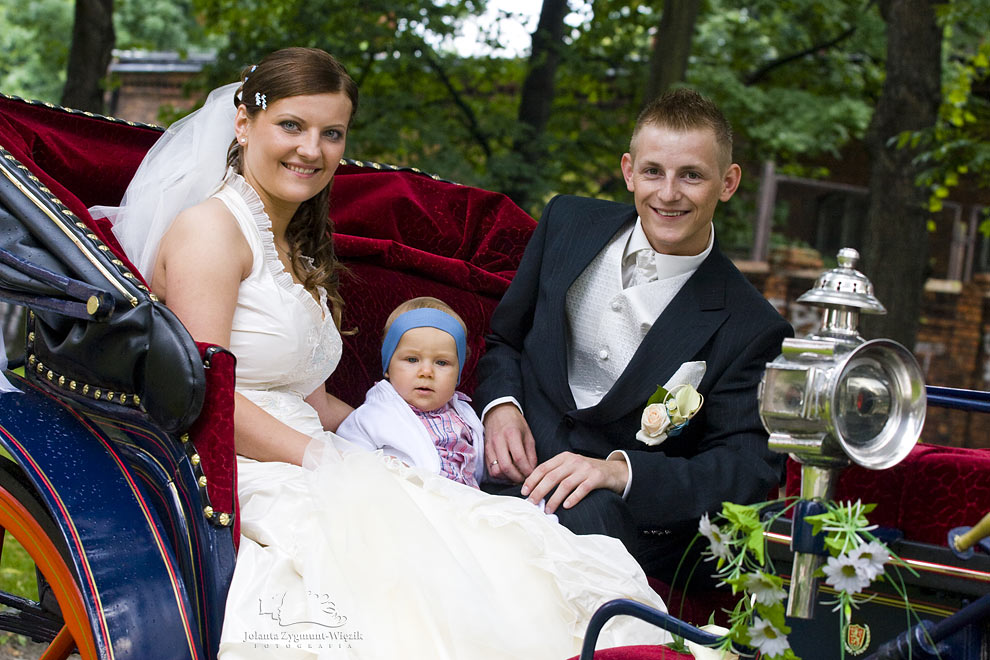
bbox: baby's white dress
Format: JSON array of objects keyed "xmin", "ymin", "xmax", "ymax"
[{"xmin": 214, "ymin": 174, "xmax": 672, "ymax": 659}]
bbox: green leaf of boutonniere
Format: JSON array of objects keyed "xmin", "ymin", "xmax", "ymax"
[{"xmin": 646, "ymin": 385, "xmax": 669, "ymax": 406}]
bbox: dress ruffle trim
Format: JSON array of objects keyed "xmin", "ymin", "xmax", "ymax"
[{"xmin": 223, "ymin": 170, "xmax": 330, "ymax": 323}]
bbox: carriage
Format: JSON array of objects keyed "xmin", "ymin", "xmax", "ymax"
[{"xmin": 0, "ymin": 90, "xmax": 987, "ymax": 660}]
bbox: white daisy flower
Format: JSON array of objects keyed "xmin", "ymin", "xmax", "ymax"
[
  {"xmin": 699, "ymin": 513, "xmax": 733, "ymax": 561},
  {"xmin": 743, "ymin": 571, "xmax": 787, "ymax": 606},
  {"xmin": 822, "ymin": 553, "xmax": 871, "ymax": 594},
  {"xmin": 849, "ymin": 540, "xmax": 890, "ymax": 581},
  {"xmin": 748, "ymin": 616, "xmax": 791, "ymax": 658}
]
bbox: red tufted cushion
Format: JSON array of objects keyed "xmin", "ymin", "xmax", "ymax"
[{"xmin": 786, "ymin": 444, "xmax": 990, "ymax": 546}]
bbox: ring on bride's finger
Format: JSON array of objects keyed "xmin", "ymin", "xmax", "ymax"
[{"xmin": 490, "ymin": 459, "xmax": 499, "ymax": 468}]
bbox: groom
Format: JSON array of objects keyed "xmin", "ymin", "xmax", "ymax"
[{"xmin": 474, "ymin": 89, "xmax": 793, "ymax": 581}]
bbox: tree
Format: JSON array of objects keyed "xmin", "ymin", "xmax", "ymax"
[
  {"xmin": 643, "ymin": 0, "xmax": 701, "ymax": 105},
  {"xmin": 61, "ymin": 0, "xmax": 115, "ymax": 112},
  {"xmin": 860, "ymin": 0, "xmax": 942, "ymax": 346},
  {"xmin": 0, "ymin": 0, "xmax": 73, "ymax": 102},
  {"xmin": 500, "ymin": 0, "xmax": 569, "ymax": 208}
]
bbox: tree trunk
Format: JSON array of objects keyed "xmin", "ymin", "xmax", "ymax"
[
  {"xmin": 643, "ymin": 0, "xmax": 701, "ymax": 106},
  {"xmin": 503, "ymin": 0, "xmax": 569, "ymax": 209},
  {"xmin": 61, "ymin": 0, "xmax": 115, "ymax": 113},
  {"xmin": 860, "ymin": 0, "xmax": 941, "ymax": 348}
]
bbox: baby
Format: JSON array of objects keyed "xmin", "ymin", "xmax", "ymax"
[{"xmin": 337, "ymin": 297, "xmax": 484, "ymax": 488}]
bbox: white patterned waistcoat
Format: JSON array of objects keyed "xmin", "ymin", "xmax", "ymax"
[{"xmin": 565, "ymin": 226, "xmax": 693, "ymax": 410}]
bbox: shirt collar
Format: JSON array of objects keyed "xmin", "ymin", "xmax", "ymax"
[{"xmin": 624, "ymin": 217, "xmax": 714, "ymax": 281}]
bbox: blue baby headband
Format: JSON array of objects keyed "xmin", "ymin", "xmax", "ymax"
[{"xmin": 381, "ymin": 308, "xmax": 467, "ymax": 383}]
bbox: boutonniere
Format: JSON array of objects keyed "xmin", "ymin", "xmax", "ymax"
[{"xmin": 636, "ymin": 383, "xmax": 704, "ymax": 446}]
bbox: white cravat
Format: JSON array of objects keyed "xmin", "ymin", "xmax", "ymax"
[{"xmin": 625, "ymin": 249, "xmax": 657, "ymax": 288}]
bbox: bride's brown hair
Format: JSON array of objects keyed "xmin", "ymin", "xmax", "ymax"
[{"xmin": 226, "ymin": 47, "xmax": 359, "ymax": 330}]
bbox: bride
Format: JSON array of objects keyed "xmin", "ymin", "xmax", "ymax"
[{"xmin": 96, "ymin": 47, "xmax": 672, "ymax": 659}]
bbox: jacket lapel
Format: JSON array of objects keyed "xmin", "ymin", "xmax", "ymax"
[{"xmin": 573, "ymin": 246, "xmax": 731, "ymax": 424}]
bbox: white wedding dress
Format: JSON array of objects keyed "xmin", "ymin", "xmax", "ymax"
[{"xmin": 213, "ymin": 173, "xmax": 672, "ymax": 659}]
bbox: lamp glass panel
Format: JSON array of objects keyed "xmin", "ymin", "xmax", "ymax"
[
  {"xmin": 762, "ymin": 366, "xmax": 811, "ymax": 418},
  {"xmin": 835, "ymin": 361, "xmax": 892, "ymax": 446}
]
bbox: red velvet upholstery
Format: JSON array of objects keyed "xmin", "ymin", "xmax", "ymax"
[
  {"xmin": 327, "ymin": 166, "xmax": 535, "ymax": 403},
  {"xmin": 785, "ymin": 444, "xmax": 990, "ymax": 546},
  {"xmin": 189, "ymin": 343, "xmax": 239, "ymax": 540}
]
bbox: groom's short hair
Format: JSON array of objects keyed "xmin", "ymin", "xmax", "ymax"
[{"xmin": 630, "ymin": 88, "xmax": 734, "ymax": 171}]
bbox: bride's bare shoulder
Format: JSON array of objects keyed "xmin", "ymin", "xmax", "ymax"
[{"xmin": 153, "ymin": 197, "xmax": 252, "ymax": 298}]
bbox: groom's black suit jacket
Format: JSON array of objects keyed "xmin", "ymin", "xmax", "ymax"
[{"xmin": 475, "ymin": 194, "xmax": 793, "ymax": 544}]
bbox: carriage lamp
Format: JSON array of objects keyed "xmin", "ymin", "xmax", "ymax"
[{"xmin": 757, "ymin": 248, "xmax": 926, "ymax": 618}]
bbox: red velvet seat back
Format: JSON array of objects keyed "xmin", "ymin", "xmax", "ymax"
[{"xmin": 0, "ymin": 93, "xmax": 536, "ymax": 527}]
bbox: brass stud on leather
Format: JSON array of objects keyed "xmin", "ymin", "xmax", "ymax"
[
  {"xmin": 93, "ymin": 389, "xmax": 101, "ymax": 400},
  {"xmin": 82, "ymin": 384, "xmax": 89, "ymax": 395},
  {"xmin": 107, "ymin": 391, "xmax": 115, "ymax": 402},
  {"xmin": 198, "ymin": 476, "xmax": 208, "ymax": 487},
  {"xmin": 36, "ymin": 362, "xmax": 44, "ymax": 373},
  {"xmin": 86, "ymin": 233, "xmax": 98, "ymax": 241},
  {"xmin": 191, "ymin": 454, "xmax": 201, "ymax": 466},
  {"xmin": 180, "ymin": 433, "xmax": 189, "ymax": 444},
  {"xmin": 133, "ymin": 394, "xmax": 141, "ymax": 406},
  {"xmin": 86, "ymin": 296, "xmax": 100, "ymax": 316},
  {"xmin": 218, "ymin": 513, "xmax": 231, "ymax": 526},
  {"xmin": 58, "ymin": 375, "xmax": 65, "ymax": 386},
  {"xmin": 46, "ymin": 370, "xmax": 53, "ymax": 381},
  {"xmin": 203, "ymin": 506, "xmax": 214, "ymax": 518},
  {"xmin": 69, "ymin": 380, "xmax": 77, "ymax": 391},
  {"xmin": 27, "ymin": 332, "xmax": 35, "ymax": 343}
]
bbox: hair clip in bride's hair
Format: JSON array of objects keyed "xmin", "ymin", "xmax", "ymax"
[{"xmin": 255, "ymin": 93, "xmax": 267, "ymax": 110}]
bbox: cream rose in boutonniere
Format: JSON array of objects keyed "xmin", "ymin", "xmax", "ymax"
[{"xmin": 636, "ymin": 383, "xmax": 704, "ymax": 446}]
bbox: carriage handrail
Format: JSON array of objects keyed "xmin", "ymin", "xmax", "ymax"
[
  {"xmin": 0, "ymin": 246, "xmax": 115, "ymax": 320},
  {"xmin": 578, "ymin": 598, "xmax": 733, "ymax": 660},
  {"xmin": 925, "ymin": 385, "xmax": 990, "ymax": 413}
]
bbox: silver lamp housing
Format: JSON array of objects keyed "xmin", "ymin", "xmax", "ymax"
[{"xmin": 757, "ymin": 248, "xmax": 926, "ymax": 618}]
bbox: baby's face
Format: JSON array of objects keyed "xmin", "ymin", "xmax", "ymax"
[{"xmin": 386, "ymin": 326, "xmax": 459, "ymax": 412}]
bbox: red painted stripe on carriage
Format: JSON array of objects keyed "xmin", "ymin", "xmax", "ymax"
[
  {"xmin": 67, "ymin": 414, "xmax": 202, "ymax": 660},
  {"xmin": 92, "ymin": 415, "xmax": 211, "ymax": 628},
  {"xmin": 0, "ymin": 424, "xmax": 114, "ymax": 657},
  {"xmin": 8, "ymin": 377, "xmax": 199, "ymax": 659},
  {"xmin": 765, "ymin": 530, "xmax": 990, "ymax": 582}
]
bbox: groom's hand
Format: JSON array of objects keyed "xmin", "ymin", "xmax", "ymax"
[
  {"xmin": 483, "ymin": 403, "xmax": 538, "ymax": 483},
  {"xmin": 521, "ymin": 452, "xmax": 629, "ymax": 514}
]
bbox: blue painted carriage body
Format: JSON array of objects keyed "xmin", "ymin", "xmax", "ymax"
[{"xmin": 0, "ymin": 374, "xmax": 235, "ymax": 660}]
